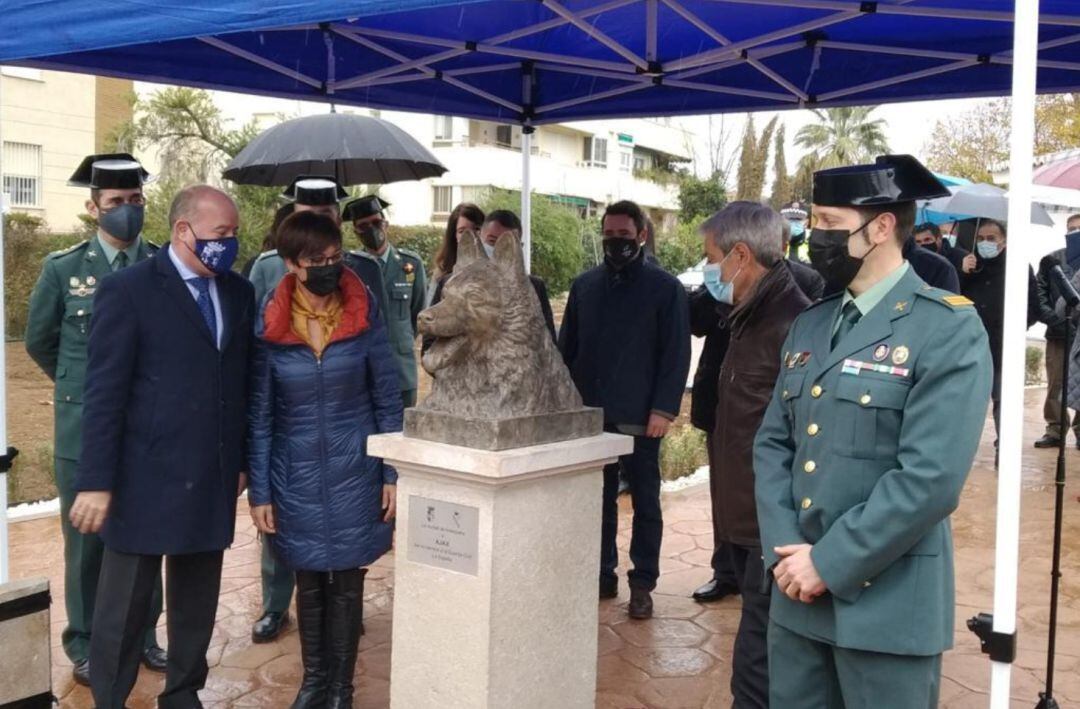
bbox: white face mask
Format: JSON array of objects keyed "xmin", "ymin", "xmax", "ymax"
[
  {"xmin": 977, "ymin": 241, "xmax": 1001, "ymax": 260},
  {"xmin": 482, "ymin": 242, "xmax": 496, "ymax": 259}
]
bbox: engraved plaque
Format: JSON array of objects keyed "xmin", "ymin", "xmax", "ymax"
[{"xmin": 407, "ymin": 495, "xmax": 479, "ymax": 576}]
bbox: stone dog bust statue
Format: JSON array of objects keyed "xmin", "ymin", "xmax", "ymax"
[{"xmin": 407, "ymin": 231, "xmax": 599, "ymax": 449}]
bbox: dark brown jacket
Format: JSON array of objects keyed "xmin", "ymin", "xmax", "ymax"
[{"xmin": 711, "ymin": 260, "xmax": 810, "ymax": 548}]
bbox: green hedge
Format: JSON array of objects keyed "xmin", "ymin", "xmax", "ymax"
[{"xmin": 4, "ymin": 214, "xmax": 86, "ymax": 338}]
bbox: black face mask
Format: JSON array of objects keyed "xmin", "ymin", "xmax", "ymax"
[
  {"xmin": 303, "ymin": 262, "xmax": 343, "ymax": 297},
  {"xmin": 357, "ymin": 225, "xmax": 386, "ymax": 251},
  {"xmin": 603, "ymin": 238, "xmax": 641, "ymax": 270},
  {"xmin": 808, "ymin": 218, "xmax": 877, "ymax": 292}
]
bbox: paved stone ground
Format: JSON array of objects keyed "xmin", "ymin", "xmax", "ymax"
[{"xmin": 9, "ymin": 390, "xmax": 1080, "ymax": 708}]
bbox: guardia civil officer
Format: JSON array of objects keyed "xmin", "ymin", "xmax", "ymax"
[
  {"xmin": 343, "ymin": 195, "xmax": 427, "ymax": 407},
  {"xmin": 25, "ymin": 154, "xmax": 167, "ymax": 685},
  {"xmin": 248, "ymin": 176, "xmax": 389, "ymax": 644},
  {"xmin": 754, "ymin": 155, "xmax": 992, "ymax": 708}
]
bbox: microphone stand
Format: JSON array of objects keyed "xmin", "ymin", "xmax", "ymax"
[{"xmin": 1037, "ymin": 265, "xmax": 1078, "ymax": 709}]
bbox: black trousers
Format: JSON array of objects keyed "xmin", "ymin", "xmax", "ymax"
[
  {"xmin": 726, "ymin": 544, "xmax": 770, "ymax": 709},
  {"xmin": 601, "ymin": 434, "xmax": 662, "ymax": 591},
  {"xmin": 704, "ymin": 431, "xmax": 741, "ymax": 587},
  {"xmin": 90, "ymin": 548, "xmax": 224, "ymax": 709}
]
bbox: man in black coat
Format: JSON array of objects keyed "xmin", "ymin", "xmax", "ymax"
[
  {"xmin": 1034, "ymin": 213, "xmax": 1080, "ymax": 448},
  {"xmin": 71, "ymin": 186, "xmax": 255, "ymax": 708},
  {"xmin": 915, "ymin": 221, "xmax": 969, "ymax": 275},
  {"xmin": 559, "ymin": 200, "xmax": 691, "ymax": 620}
]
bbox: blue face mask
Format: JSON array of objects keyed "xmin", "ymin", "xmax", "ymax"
[
  {"xmin": 185, "ymin": 225, "xmax": 239, "ymax": 275},
  {"xmin": 976, "ymin": 241, "xmax": 1001, "ymax": 260},
  {"xmin": 703, "ymin": 253, "xmax": 741, "ymax": 305},
  {"xmin": 788, "ymin": 220, "xmax": 805, "ymax": 239}
]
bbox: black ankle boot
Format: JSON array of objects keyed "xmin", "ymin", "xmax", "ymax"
[
  {"xmin": 291, "ymin": 571, "xmax": 329, "ymax": 709},
  {"xmin": 325, "ymin": 569, "xmax": 365, "ymax": 709}
]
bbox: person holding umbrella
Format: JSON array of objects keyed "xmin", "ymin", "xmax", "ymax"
[{"xmin": 344, "ymin": 195, "xmax": 427, "ymax": 408}]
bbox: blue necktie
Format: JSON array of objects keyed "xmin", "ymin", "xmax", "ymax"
[{"xmin": 188, "ymin": 277, "xmax": 217, "ymax": 344}]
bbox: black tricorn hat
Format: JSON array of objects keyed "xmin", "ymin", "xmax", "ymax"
[
  {"xmin": 68, "ymin": 153, "xmax": 151, "ymax": 189},
  {"xmin": 342, "ymin": 195, "xmax": 391, "ymax": 222},
  {"xmin": 813, "ymin": 155, "xmax": 949, "ymax": 207},
  {"xmin": 282, "ymin": 176, "xmax": 348, "ymax": 206}
]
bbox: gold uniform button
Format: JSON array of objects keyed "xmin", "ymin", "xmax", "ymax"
[
  {"xmin": 863, "ymin": 581, "xmax": 872, "ymax": 588},
  {"xmin": 810, "ymin": 385, "xmax": 823, "ymax": 398},
  {"xmin": 782, "ymin": 390, "xmax": 789, "ymax": 398},
  {"xmin": 859, "ymin": 394, "xmax": 872, "ymax": 405},
  {"xmin": 804, "ymin": 460, "xmax": 816, "ymax": 473},
  {"xmin": 801, "ymin": 497, "xmax": 813, "ymax": 510},
  {"xmin": 807, "ymin": 423, "xmax": 820, "ymax": 436}
]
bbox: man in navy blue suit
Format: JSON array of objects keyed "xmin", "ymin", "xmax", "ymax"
[{"xmin": 70, "ymin": 185, "xmax": 255, "ymax": 709}]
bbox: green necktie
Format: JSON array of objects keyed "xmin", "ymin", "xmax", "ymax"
[
  {"xmin": 115, "ymin": 251, "xmax": 129, "ymax": 270},
  {"xmin": 831, "ymin": 301, "xmax": 861, "ymax": 350}
]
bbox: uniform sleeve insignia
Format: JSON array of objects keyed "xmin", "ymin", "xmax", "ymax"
[
  {"xmin": 943, "ymin": 295, "xmax": 974, "ymax": 307},
  {"xmin": 403, "ymin": 262, "xmax": 415, "ymax": 275}
]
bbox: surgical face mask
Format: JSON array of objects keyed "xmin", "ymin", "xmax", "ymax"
[
  {"xmin": 808, "ymin": 217, "xmax": 877, "ymax": 292},
  {"xmin": 945, "ymin": 233, "xmax": 957, "ymax": 248},
  {"xmin": 976, "ymin": 241, "xmax": 1001, "ymax": 260},
  {"xmin": 703, "ymin": 253, "xmax": 740, "ymax": 305},
  {"xmin": 185, "ymin": 226, "xmax": 239, "ymax": 276},
  {"xmin": 357, "ymin": 224, "xmax": 386, "ymax": 251},
  {"xmin": 303, "ymin": 262, "xmax": 344, "ymax": 296},
  {"xmin": 787, "ymin": 220, "xmax": 806, "ymax": 240},
  {"xmin": 603, "ymin": 238, "xmax": 640, "ymax": 270},
  {"xmin": 482, "ymin": 241, "xmax": 496, "ymax": 259},
  {"xmin": 97, "ymin": 203, "xmax": 144, "ymax": 243}
]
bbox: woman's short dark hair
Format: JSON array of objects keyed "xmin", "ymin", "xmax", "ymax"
[
  {"xmin": 436, "ymin": 202, "xmax": 485, "ymax": 276},
  {"xmin": 484, "ymin": 209, "xmax": 522, "ymax": 232},
  {"xmin": 276, "ymin": 210, "xmax": 342, "ymax": 263}
]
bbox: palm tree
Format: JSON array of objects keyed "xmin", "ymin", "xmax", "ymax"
[{"xmin": 794, "ymin": 106, "xmax": 890, "ymax": 170}]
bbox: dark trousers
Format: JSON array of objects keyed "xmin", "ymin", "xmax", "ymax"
[
  {"xmin": 55, "ymin": 457, "xmax": 163, "ymax": 662},
  {"xmin": 726, "ymin": 544, "xmax": 769, "ymax": 709},
  {"xmin": 601, "ymin": 434, "xmax": 662, "ymax": 591},
  {"xmin": 1044, "ymin": 338, "xmax": 1080, "ymax": 439},
  {"xmin": 90, "ymin": 548, "xmax": 224, "ymax": 709},
  {"xmin": 260, "ymin": 538, "xmax": 295, "ymax": 615},
  {"xmin": 704, "ymin": 432, "xmax": 741, "ymax": 587}
]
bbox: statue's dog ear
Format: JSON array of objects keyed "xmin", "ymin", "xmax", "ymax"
[
  {"xmin": 493, "ymin": 230, "xmax": 526, "ymax": 277},
  {"xmin": 458, "ymin": 229, "xmax": 486, "ymax": 268}
]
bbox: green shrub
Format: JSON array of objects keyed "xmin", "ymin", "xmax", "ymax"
[
  {"xmin": 1026, "ymin": 345, "xmax": 1044, "ymax": 385},
  {"xmin": 3, "ymin": 214, "xmax": 85, "ymax": 338},
  {"xmin": 659, "ymin": 425, "xmax": 708, "ymax": 481},
  {"xmin": 655, "ymin": 217, "xmax": 705, "ymax": 276},
  {"xmin": 480, "ymin": 189, "xmax": 586, "ymax": 295},
  {"xmin": 387, "ymin": 224, "xmax": 443, "ymax": 274}
]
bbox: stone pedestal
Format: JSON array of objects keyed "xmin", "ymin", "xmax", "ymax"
[
  {"xmin": 0, "ymin": 577, "xmax": 51, "ymax": 706},
  {"xmin": 368, "ymin": 432, "xmax": 633, "ymax": 709}
]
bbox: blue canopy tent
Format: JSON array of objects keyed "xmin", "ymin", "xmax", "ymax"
[{"xmin": 0, "ymin": 2, "xmax": 1069, "ymax": 706}]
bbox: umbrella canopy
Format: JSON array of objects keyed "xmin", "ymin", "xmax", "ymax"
[
  {"xmin": 918, "ymin": 186, "xmax": 971, "ymax": 226},
  {"xmin": 932, "ymin": 173, "xmax": 972, "ymax": 188},
  {"xmin": 223, "ymin": 112, "xmax": 446, "ymax": 186},
  {"xmin": 944, "ymin": 183, "xmax": 1055, "ymax": 227},
  {"xmin": 1033, "ymin": 156, "xmax": 1080, "ymax": 191},
  {"xmin": 2, "ymin": 1, "xmax": 1080, "ymax": 124}
]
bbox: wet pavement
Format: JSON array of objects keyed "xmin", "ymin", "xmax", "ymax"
[{"xmin": 8, "ymin": 390, "xmax": 1080, "ymax": 708}]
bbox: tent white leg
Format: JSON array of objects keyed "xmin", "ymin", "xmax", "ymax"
[
  {"xmin": 522, "ymin": 129, "xmax": 533, "ymax": 275},
  {"xmin": 990, "ymin": 0, "xmax": 1040, "ymax": 705},
  {"xmin": 0, "ymin": 72, "xmax": 8, "ymax": 585}
]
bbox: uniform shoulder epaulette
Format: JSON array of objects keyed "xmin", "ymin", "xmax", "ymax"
[
  {"xmin": 145, "ymin": 241, "xmax": 161, "ymax": 252},
  {"xmin": 46, "ymin": 240, "xmax": 90, "ymax": 259},
  {"xmin": 348, "ymin": 248, "xmax": 378, "ymax": 262},
  {"xmin": 396, "ymin": 247, "xmax": 422, "ymax": 261},
  {"xmin": 915, "ymin": 284, "xmax": 973, "ymax": 309},
  {"xmin": 254, "ymin": 249, "xmax": 279, "ymax": 262}
]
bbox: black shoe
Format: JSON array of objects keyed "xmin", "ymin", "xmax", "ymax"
[
  {"xmin": 325, "ymin": 570, "xmax": 365, "ymax": 709},
  {"xmin": 141, "ymin": 644, "xmax": 168, "ymax": 673},
  {"xmin": 599, "ymin": 577, "xmax": 618, "ymax": 600},
  {"xmin": 1034, "ymin": 435, "xmax": 1062, "ymax": 449},
  {"xmin": 293, "ymin": 573, "xmax": 328, "ymax": 709},
  {"xmin": 72, "ymin": 658, "xmax": 90, "ymax": 687},
  {"xmin": 628, "ymin": 587, "xmax": 653, "ymax": 620},
  {"xmin": 692, "ymin": 578, "xmax": 739, "ymax": 603},
  {"xmin": 252, "ymin": 611, "xmax": 289, "ymax": 644}
]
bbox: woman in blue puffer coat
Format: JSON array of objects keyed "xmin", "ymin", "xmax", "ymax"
[{"xmin": 247, "ymin": 211, "xmax": 403, "ymax": 709}]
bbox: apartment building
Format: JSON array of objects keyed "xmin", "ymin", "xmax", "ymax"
[{"xmin": 1, "ymin": 68, "xmax": 133, "ymax": 231}]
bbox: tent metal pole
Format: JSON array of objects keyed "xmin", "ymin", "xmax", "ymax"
[
  {"xmin": 522, "ymin": 130, "xmax": 533, "ymax": 275},
  {"xmin": 197, "ymin": 37, "xmax": 322, "ymax": 88},
  {"xmin": 816, "ymin": 59, "xmax": 980, "ymax": 102},
  {"xmin": 0, "ymin": 72, "xmax": 9, "ymax": 585},
  {"xmin": 540, "ymin": 0, "xmax": 649, "ymax": 70},
  {"xmin": 819, "ymin": 39, "xmax": 1080, "ymax": 72},
  {"xmin": 707, "ymin": 0, "xmax": 1080, "ymax": 26},
  {"xmin": 989, "ymin": 0, "xmax": 1040, "ymax": 706}
]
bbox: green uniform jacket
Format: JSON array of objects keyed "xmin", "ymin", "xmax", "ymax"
[
  {"xmin": 378, "ymin": 245, "xmax": 426, "ymax": 394},
  {"xmin": 25, "ymin": 237, "xmax": 158, "ymax": 461},
  {"xmin": 754, "ymin": 267, "xmax": 992, "ymax": 657}
]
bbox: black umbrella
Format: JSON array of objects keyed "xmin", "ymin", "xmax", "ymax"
[{"xmin": 222, "ymin": 112, "xmax": 446, "ymax": 186}]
